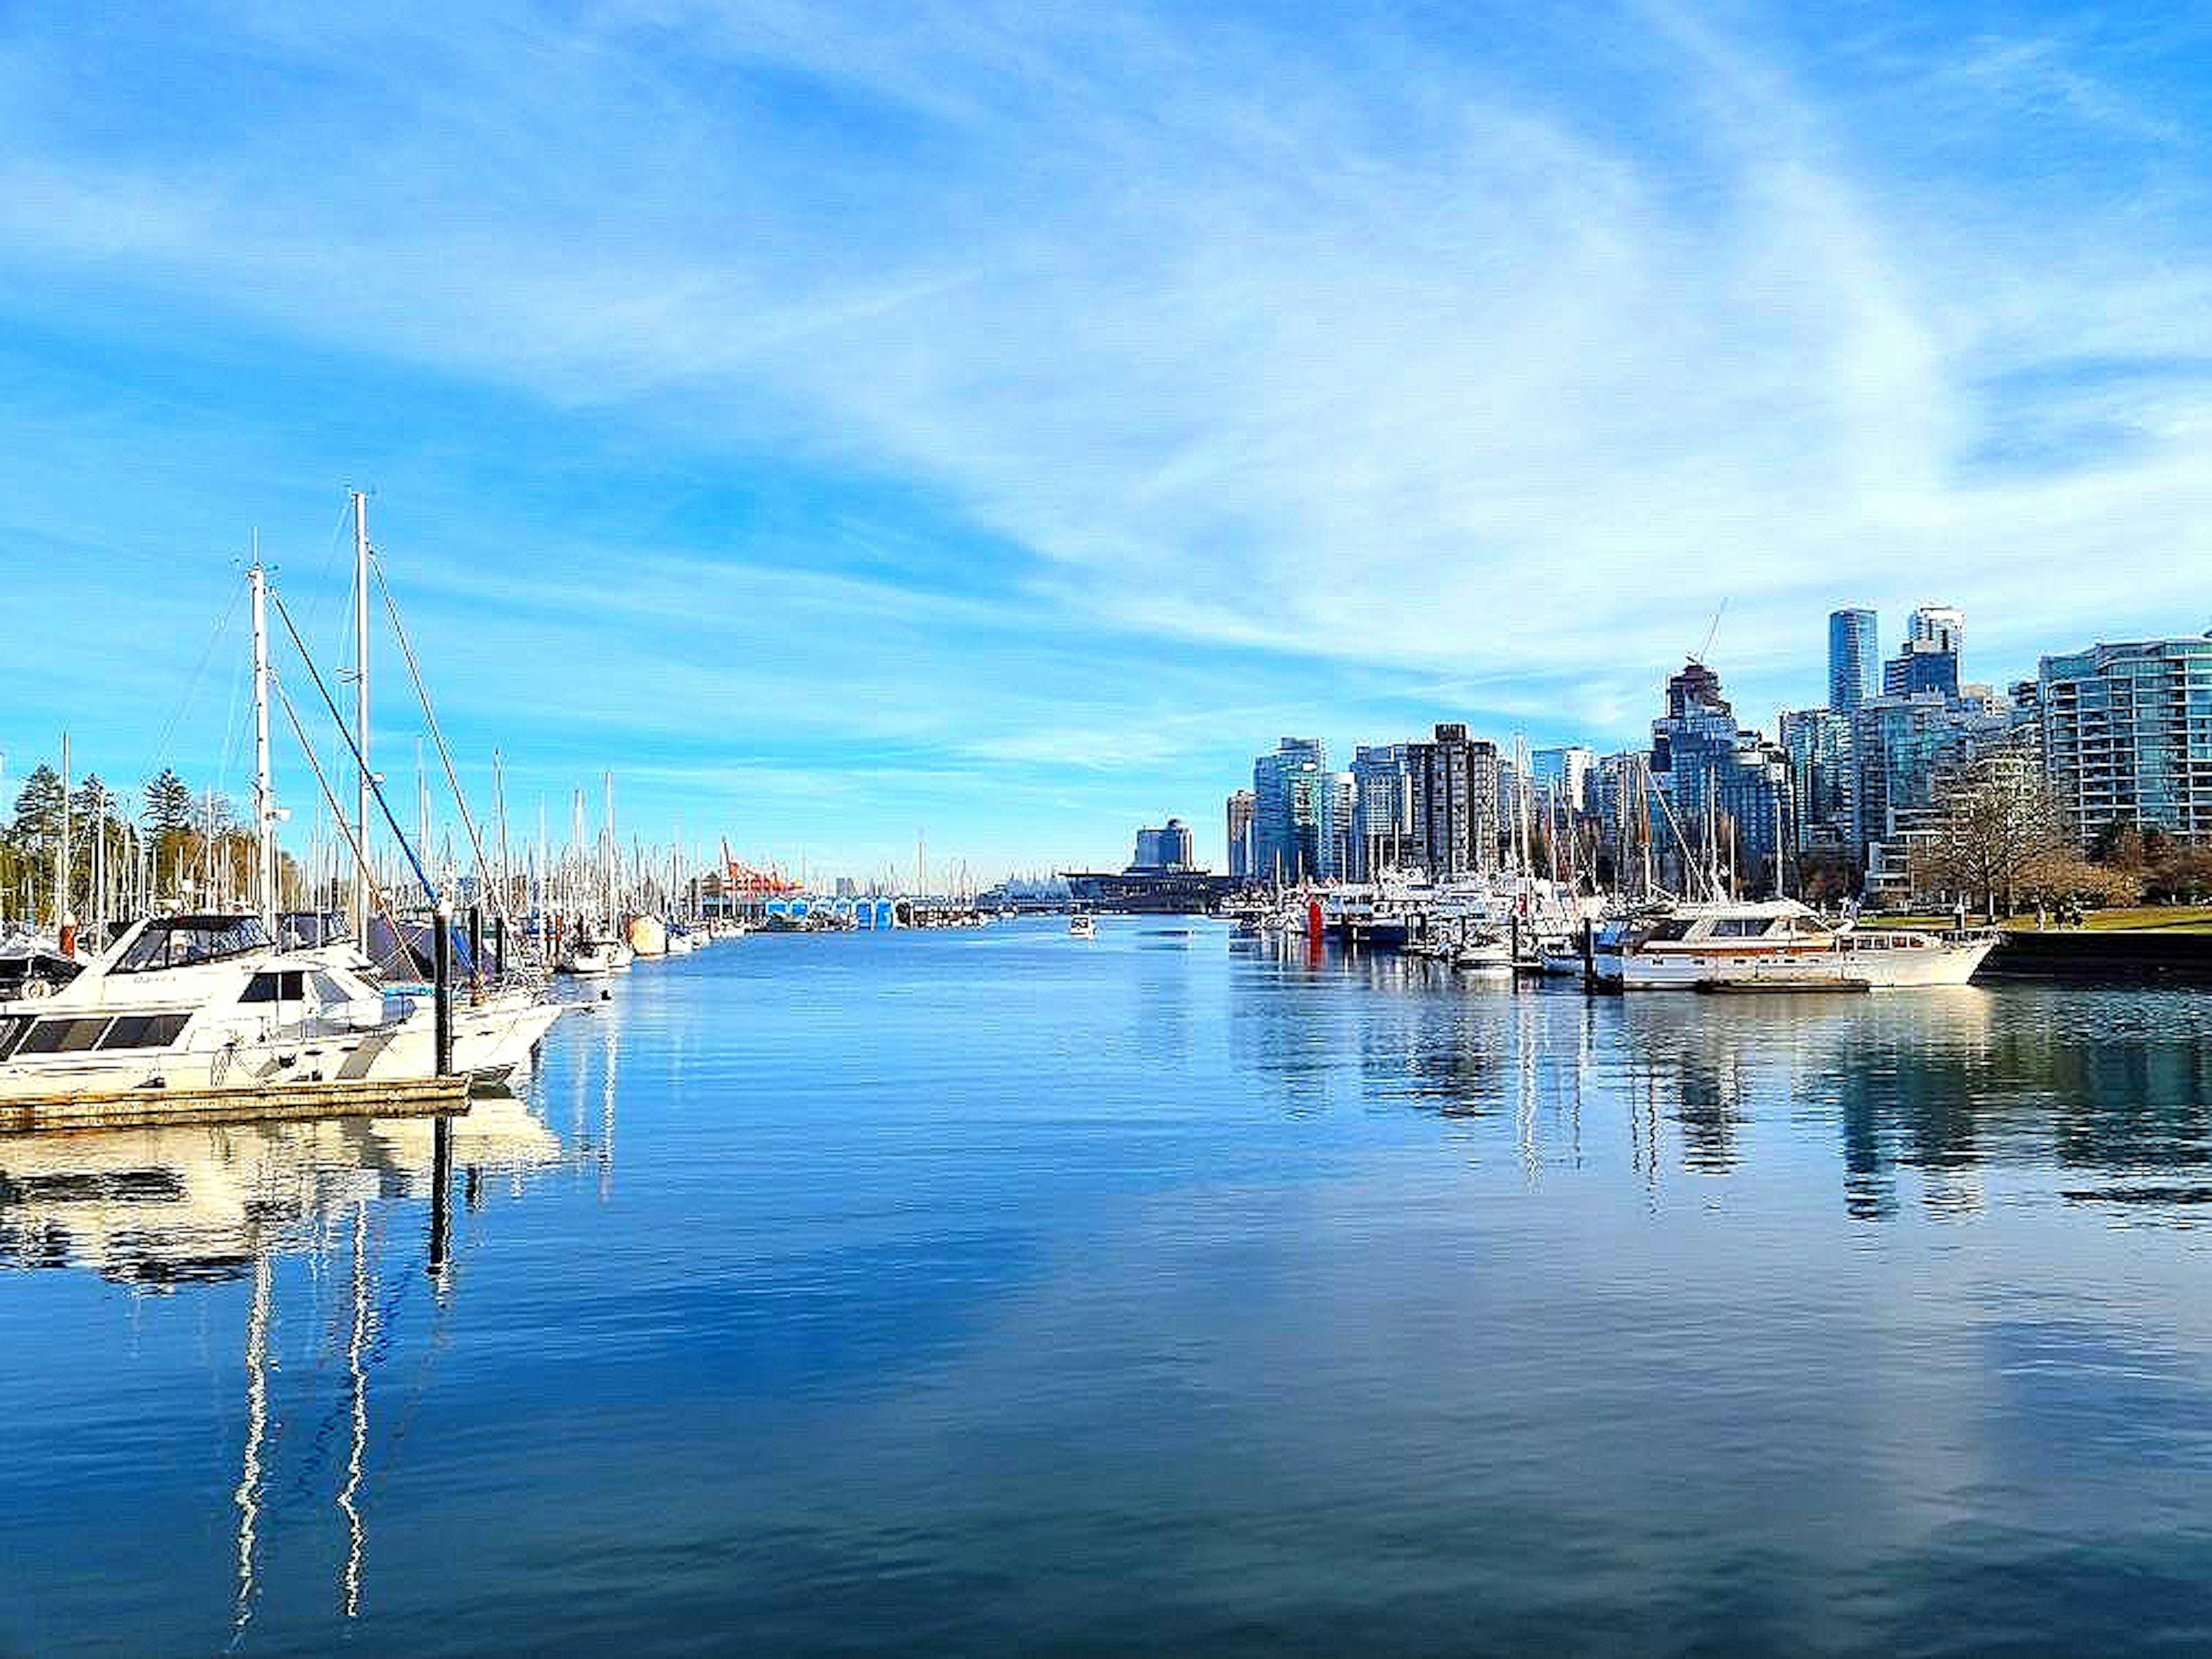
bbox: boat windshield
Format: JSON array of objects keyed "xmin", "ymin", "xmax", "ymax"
[{"xmin": 111, "ymin": 916, "xmax": 274, "ymax": 973}]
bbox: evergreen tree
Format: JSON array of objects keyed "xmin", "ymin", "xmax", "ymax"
[
  {"xmin": 143, "ymin": 767, "xmax": 193, "ymax": 835},
  {"xmin": 11, "ymin": 763, "xmax": 63, "ymax": 851}
]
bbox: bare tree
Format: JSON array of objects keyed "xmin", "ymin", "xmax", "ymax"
[{"xmin": 1913, "ymin": 758, "xmax": 2071, "ymax": 921}]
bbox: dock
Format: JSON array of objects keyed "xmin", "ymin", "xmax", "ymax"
[{"xmin": 0, "ymin": 1076, "xmax": 472, "ymax": 1137}]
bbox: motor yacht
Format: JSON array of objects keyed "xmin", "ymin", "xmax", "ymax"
[
  {"xmin": 0, "ymin": 913, "xmax": 565, "ymax": 1100},
  {"xmin": 1593, "ymin": 899, "xmax": 1999, "ymax": 990}
]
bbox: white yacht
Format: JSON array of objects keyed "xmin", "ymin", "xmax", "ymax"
[
  {"xmin": 1594, "ymin": 899, "xmax": 1999, "ymax": 991},
  {"xmin": 1069, "ymin": 913, "xmax": 1097, "ymax": 939},
  {"xmin": 0, "ymin": 913, "xmax": 565, "ymax": 1101},
  {"xmin": 558, "ymin": 936, "xmax": 623, "ymax": 977}
]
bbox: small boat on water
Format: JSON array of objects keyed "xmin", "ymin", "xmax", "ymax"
[
  {"xmin": 1452, "ymin": 931, "xmax": 1513, "ymax": 974},
  {"xmin": 1069, "ymin": 914, "xmax": 1097, "ymax": 940},
  {"xmin": 559, "ymin": 937, "xmax": 623, "ymax": 977},
  {"xmin": 1594, "ymin": 898, "xmax": 1998, "ymax": 990}
]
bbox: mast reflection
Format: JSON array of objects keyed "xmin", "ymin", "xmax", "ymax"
[{"xmin": 0, "ymin": 1091, "xmax": 569, "ymax": 1624}]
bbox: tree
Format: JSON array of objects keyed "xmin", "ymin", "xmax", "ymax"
[
  {"xmin": 2018, "ymin": 853, "xmax": 2142, "ymax": 914},
  {"xmin": 1913, "ymin": 760, "xmax": 2071, "ymax": 920},
  {"xmin": 11, "ymin": 763, "xmax": 63, "ymax": 853},
  {"xmin": 2145, "ymin": 845, "xmax": 2212, "ymax": 905},
  {"xmin": 142, "ymin": 768, "xmax": 193, "ymax": 836}
]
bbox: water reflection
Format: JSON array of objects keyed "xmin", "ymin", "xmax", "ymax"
[
  {"xmin": 1239, "ymin": 936, "xmax": 2212, "ymax": 1223},
  {"xmin": 0, "ymin": 1091, "xmax": 570, "ymax": 1630}
]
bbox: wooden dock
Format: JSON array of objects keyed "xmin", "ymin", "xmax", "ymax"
[{"xmin": 0, "ymin": 1075, "xmax": 472, "ymax": 1137}]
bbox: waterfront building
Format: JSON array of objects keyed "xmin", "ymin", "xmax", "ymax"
[
  {"xmin": 1406, "ymin": 724, "xmax": 1501, "ymax": 879},
  {"xmin": 1778, "ymin": 707, "xmax": 1852, "ymax": 855},
  {"xmin": 1828, "ymin": 608, "xmax": 1880, "ymax": 712},
  {"xmin": 1252, "ymin": 738, "xmax": 1331, "ymax": 884},
  {"xmin": 1132, "ymin": 819, "xmax": 1195, "ymax": 872},
  {"xmin": 1648, "ymin": 660, "xmax": 1792, "ymax": 893},
  {"xmin": 1349, "ymin": 744, "xmax": 1412, "ymax": 882},
  {"xmin": 1225, "ymin": 790, "xmax": 1255, "ymax": 882},
  {"xmin": 1847, "ymin": 692, "xmax": 2008, "ymax": 866},
  {"xmin": 1328, "ymin": 772, "xmax": 1357, "ymax": 880},
  {"xmin": 2039, "ymin": 636, "xmax": 2212, "ymax": 845},
  {"xmin": 1883, "ymin": 604, "xmax": 1964, "ymax": 700}
]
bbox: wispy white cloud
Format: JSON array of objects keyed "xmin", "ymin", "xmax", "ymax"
[{"xmin": 2, "ymin": 0, "xmax": 2210, "ymax": 868}]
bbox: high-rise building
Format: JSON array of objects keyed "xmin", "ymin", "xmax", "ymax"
[
  {"xmin": 1406, "ymin": 723, "xmax": 1501, "ymax": 878},
  {"xmin": 1132, "ymin": 819, "xmax": 1195, "ymax": 871},
  {"xmin": 1530, "ymin": 745, "xmax": 1596, "ymax": 816},
  {"xmin": 1349, "ymin": 744, "xmax": 1412, "ymax": 881},
  {"xmin": 2040, "ymin": 637, "xmax": 2212, "ymax": 845},
  {"xmin": 1328, "ymin": 772, "xmax": 1357, "ymax": 880},
  {"xmin": 1911, "ymin": 604, "xmax": 1965, "ymax": 657},
  {"xmin": 1883, "ymin": 604, "xmax": 1964, "ymax": 699},
  {"xmin": 1847, "ymin": 693, "xmax": 2008, "ymax": 864},
  {"xmin": 1828, "ymin": 608, "xmax": 1879, "ymax": 712},
  {"xmin": 1225, "ymin": 790, "xmax": 1255, "ymax": 882},
  {"xmin": 1649, "ymin": 660, "xmax": 1793, "ymax": 892},
  {"xmin": 1252, "ymin": 738, "xmax": 1331, "ymax": 884},
  {"xmin": 1778, "ymin": 707, "xmax": 1852, "ymax": 853}
]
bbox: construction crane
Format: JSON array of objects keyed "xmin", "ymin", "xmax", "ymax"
[{"xmin": 1691, "ymin": 599, "xmax": 1728, "ymax": 665}]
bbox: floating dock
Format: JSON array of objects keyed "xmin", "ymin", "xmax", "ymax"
[{"xmin": 0, "ymin": 1076, "xmax": 472, "ymax": 1137}]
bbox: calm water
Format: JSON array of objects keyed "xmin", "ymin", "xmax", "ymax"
[{"xmin": 6, "ymin": 919, "xmax": 2212, "ymax": 1657}]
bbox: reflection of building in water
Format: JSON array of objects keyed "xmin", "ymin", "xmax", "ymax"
[{"xmin": 0, "ymin": 1094, "xmax": 567, "ymax": 1627}]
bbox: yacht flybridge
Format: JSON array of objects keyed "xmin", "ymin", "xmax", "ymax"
[
  {"xmin": 1593, "ymin": 898, "xmax": 1998, "ymax": 991},
  {"xmin": 0, "ymin": 914, "xmax": 562, "ymax": 1100}
]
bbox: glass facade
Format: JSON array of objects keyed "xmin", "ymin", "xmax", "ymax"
[
  {"xmin": 1225, "ymin": 790, "xmax": 1255, "ymax": 881},
  {"xmin": 1349, "ymin": 745, "xmax": 1411, "ymax": 881},
  {"xmin": 1828, "ymin": 608, "xmax": 1879, "ymax": 712},
  {"xmin": 1649, "ymin": 661, "xmax": 1792, "ymax": 892},
  {"xmin": 1778, "ymin": 707, "xmax": 1851, "ymax": 851},
  {"xmin": 2040, "ymin": 638, "xmax": 2212, "ymax": 843},
  {"xmin": 1252, "ymin": 739, "xmax": 1331, "ymax": 884},
  {"xmin": 1847, "ymin": 695, "xmax": 2006, "ymax": 861}
]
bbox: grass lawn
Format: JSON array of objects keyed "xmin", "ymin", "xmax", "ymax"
[{"xmin": 1878, "ymin": 905, "xmax": 2212, "ymax": 934}]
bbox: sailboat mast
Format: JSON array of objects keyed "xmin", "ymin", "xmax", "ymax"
[
  {"xmin": 250, "ymin": 556, "xmax": 279, "ymax": 935},
  {"xmin": 56, "ymin": 731, "xmax": 71, "ymax": 939},
  {"xmin": 351, "ymin": 491, "xmax": 372, "ymax": 937}
]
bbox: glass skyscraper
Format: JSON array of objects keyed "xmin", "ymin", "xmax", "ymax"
[
  {"xmin": 1828, "ymin": 608, "xmax": 1879, "ymax": 711},
  {"xmin": 1252, "ymin": 738, "xmax": 1331, "ymax": 883},
  {"xmin": 2040, "ymin": 637, "xmax": 2212, "ymax": 844}
]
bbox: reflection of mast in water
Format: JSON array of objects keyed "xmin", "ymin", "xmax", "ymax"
[
  {"xmin": 232, "ymin": 1248, "xmax": 272, "ymax": 1637},
  {"xmin": 599, "ymin": 1011, "xmax": 618, "ymax": 1202},
  {"xmin": 339, "ymin": 1200, "xmax": 374, "ymax": 1618},
  {"xmin": 1514, "ymin": 997, "xmax": 1540, "ymax": 1190}
]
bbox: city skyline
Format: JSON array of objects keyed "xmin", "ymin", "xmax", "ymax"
[{"xmin": 6, "ymin": 3, "xmax": 2212, "ymax": 878}]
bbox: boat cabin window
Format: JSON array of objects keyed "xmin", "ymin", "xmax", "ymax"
[
  {"xmin": 240, "ymin": 969, "xmax": 309, "ymax": 1003},
  {"xmin": 14, "ymin": 1016, "xmax": 113, "ymax": 1055},
  {"xmin": 1645, "ymin": 919, "xmax": 1696, "ymax": 943},
  {"xmin": 112, "ymin": 916, "xmax": 272, "ymax": 974},
  {"xmin": 98, "ymin": 1012, "xmax": 191, "ymax": 1050},
  {"xmin": 1709, "ymin": 917, "xmax": 1774, "ymax": 938},
  {"xmin": 311, "ymin": 971, "xmax": 356, "ymax": 1006}
]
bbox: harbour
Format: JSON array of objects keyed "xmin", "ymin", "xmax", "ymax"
[{"xmin": 7, "ymin": 920, "xmax": 2212, "ymax": 1655}]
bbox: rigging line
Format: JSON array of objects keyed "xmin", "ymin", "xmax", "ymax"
[
  {"xmin": 267, "ymin": 586, "xmax": 438, "ymax": 903},
  {"xmin": 374, "ymin": 563, "xmax": 539, "ymax": 976},
  {"xmin": 272, "ymin": 679, "xmax": 405, "ymax": 945},
  {"xmin": 149, "ymin": 578, "xmax": 248, "ymax": 780}
]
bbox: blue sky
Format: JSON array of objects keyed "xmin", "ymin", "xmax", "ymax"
[{"xmin": 3, "ymin": 1, "xmax": 2210, "ymax": 881}]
